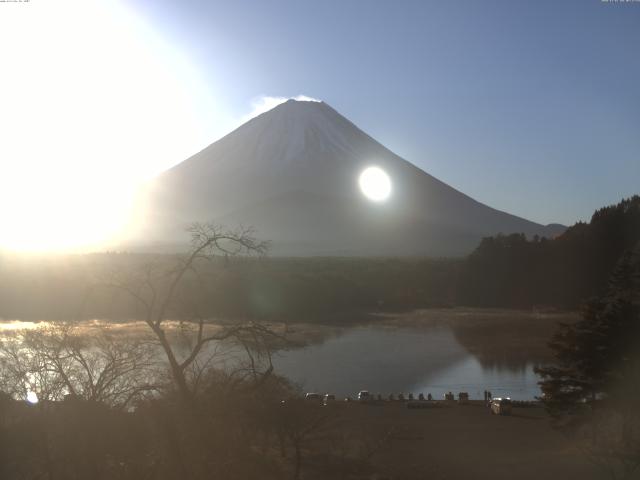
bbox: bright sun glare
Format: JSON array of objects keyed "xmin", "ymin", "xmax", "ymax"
[
  {"xmin": 0, "ymin": 0, "xmax": 220, "ymax": 252},
  {"xmin": 359, "ymin": 166, "xmax": 392, "ymax": 202}
]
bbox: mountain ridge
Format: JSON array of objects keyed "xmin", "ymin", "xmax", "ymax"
[{"xmin": 134, "ymin": 99, "xmax": 565, "ymax": 256}]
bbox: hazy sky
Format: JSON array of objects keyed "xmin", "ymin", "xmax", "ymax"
[
  {"xmin": 1, "ymin": 0, "xmax": 638, "ymax": 250},
  {"xmin": 130, "ymin": 0, "xmax": 640, "ymax": 225}
]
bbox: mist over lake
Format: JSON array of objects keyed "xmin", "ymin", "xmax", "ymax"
[{"xmin": 0, "ymin": 308, "xmax": 565, "ymax": 401}]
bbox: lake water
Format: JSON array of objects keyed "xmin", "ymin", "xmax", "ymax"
[
  {"xmin": 272, "ymin": 325, "xmax": 542, "ymax": 400},
  {"xmin": 0, "ymin": 315, "xmax": 549, "ymax": 401}
]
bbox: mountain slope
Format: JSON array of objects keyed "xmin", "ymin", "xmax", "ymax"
[{"xmin": 136, "ymin": 99, "xmax": 564, "ymax": 256}]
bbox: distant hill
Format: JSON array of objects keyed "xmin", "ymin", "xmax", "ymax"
[
  {"xmin": 458, "ymin": 195, "xmax": 640, "ymax": 307},
  {"xmin": 133, "ymin": 99, "xmax": 564, "ymax": 256}
]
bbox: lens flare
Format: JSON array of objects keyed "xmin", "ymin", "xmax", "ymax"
[{"xmin": 358, "ymin": 166, "xmax": 392, "ymax": 202}]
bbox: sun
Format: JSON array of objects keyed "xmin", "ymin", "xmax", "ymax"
[
  {"xmin": 0, "ymin": 0, "xmax": 220, "ymax": 253},
  {"xmin": 358, "ymin": 166, "xmax": 392, "ymax": 202}
]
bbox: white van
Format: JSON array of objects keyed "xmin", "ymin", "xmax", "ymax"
[
  {"xmin": 357, "ymin": 390, "xmax": 372, "ymax": 403},
  {"xmin": 490, "ymin": 398, "xmax": 512, "ymax": 415}
]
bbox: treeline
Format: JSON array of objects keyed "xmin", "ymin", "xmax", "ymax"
[
  {"xmin": 458, "ymin": 195, "xmax": 640, "ymax": 308},
  {"xmin": 193, "ymin": 257, "xmax": 458, "ymax": 321},
  {"xmin": 0, "ymin": 255, "xmax": 459, "ymax": 322},
  {"xmin": 0, "ymin": 196, "xmax": 638, "ymax": 322}
]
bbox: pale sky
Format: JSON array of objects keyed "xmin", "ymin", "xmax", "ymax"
[{"xmin": 0, "ymin": 0, "xmax": 638, "ymax": 251}]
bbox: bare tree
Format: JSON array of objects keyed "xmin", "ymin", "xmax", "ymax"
[
  {"xmin": 0, "ymin": 328, "xmax": 66, "ymax": 403},
  {"xmin": 0, "ymin": 323, "xmax": 159, "ymax": 409},
  {"xmin": 100, "ymin": 222, "xmax": 281, "ymax": 401},
  {"xmin": 268, "ymin": 399, "xmax": 330, "ymax": 480}
]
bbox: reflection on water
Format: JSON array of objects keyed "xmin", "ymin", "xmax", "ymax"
[
  {"xmin": 1, "ymin": 317, "xmax": 548, "ymax": 400},
  {"xmin": 273, "ymin": 325, "xmax": 544, "ymax": 400},
  {"xmin": 410, "ymin": 357, "xmax": 541, "ymax": 401},
  {"xmin": 0, "ymin": 320, "xmax": 40, "ymax": 331}
]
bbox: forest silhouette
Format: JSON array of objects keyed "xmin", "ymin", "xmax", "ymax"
[{"xmin": 0, "ymin": 196, "xmax": 637, "ymax": 322}]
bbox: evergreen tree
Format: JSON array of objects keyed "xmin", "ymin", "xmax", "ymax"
[
  {"xmin": 536, "ymin": 245, "xmax": 640, "ymax": 420},
  {"xmin": 535, "ymin": 244, "xmax": 640, "ymax": 479}
]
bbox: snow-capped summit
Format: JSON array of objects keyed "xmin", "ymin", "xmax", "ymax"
[{"xmin": 136, "ymin": 99, "xmax": 564, "ymax": 255}]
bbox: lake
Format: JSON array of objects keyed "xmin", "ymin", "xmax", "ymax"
[
  {"xmin": 0, "ymin": 308, "xmax": 569, "ymax": 401},
  {"xmin": 272, "ymin": 324, "xmax": 544, "ymax": 400}
]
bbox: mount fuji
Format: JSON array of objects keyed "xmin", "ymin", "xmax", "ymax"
[{"xmin": 135, "ymin": 99, "xmax": 564, "ymax": 256}]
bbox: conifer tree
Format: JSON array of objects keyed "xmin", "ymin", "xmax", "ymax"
[
  {"xmin": 536, "ymin": 245, "xmax": 640, "ymax": 422},
  {"xmin": 536, "ymin": 244, "xmax": 640, "ymax": 479}
]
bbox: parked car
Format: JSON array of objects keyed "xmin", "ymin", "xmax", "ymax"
[
  {"xmin": 357, "ymin": 390, "xmax": 372, "ymax": 402},
  {"xmin": 490, "ymin": 397, "xmax": 513, "ymax": 415},
  {"xmin": 323, "ymin": 394, "xmax": 335, "ymax": 405}
]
